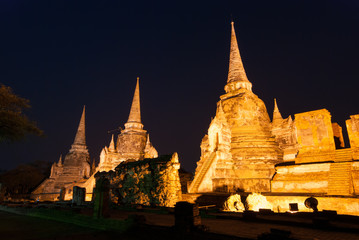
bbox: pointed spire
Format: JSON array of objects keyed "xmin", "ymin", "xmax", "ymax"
[
  {"xmin": 145, "ymin": 134, "xmax": 153, "ymax": 150},
  {"xmin": 272, "ymin": 98, "xmax": 284, "ymax": 125},
  {"xmin": 50, "ymin": 163, "xmax": 56, "ymax": 178},
  {"xmin": 127, "ymin": 77, "xmax": 141, "ymax": 124},
  {"xmin": 57, "ymin": 154, "xmax": 63, "ymax": 167},
  {"xmin": 73, "ymin": 106, "xmax": 86, "ymax": 146},
  {"xmin": 146, "ymin": 134, "xmax": 150, "ymax": 145},
  {"xmin": 225, "ymin": 22, "xmax": 252, "ymax": 93},
  {"xmin": 216, "ymin": 101, "xmax": 228, "ymax": 124},
  {"xmin": 124, "ymin": 78, "xmax": 144, "ymax": 130},
  {"xmin": 144, "ymin": 133, "xmax": 158, "ymax": 159},
  {"xmin": 108, "ymin": 134, "xmax": 115, "ymax": 151}
]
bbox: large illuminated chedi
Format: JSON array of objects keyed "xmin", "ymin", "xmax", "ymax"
[
  {"xmin": 189, "ymin": 22, "xmax": 359, "ymax": 202},
  {"xmin": 32, "ymin": 107, "xmax": 91, "ymax": 200},
  {"xmin": 189, "ymin": 22, "xmax": 283, "ymax": 193}
]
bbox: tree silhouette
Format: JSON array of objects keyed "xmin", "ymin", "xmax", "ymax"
[
  {"xmin": 0, "ymin": 161, "xmax": 51, "ymax": 198},
  {"xmin": 0, "ymin": 84, "xmax": 43, "ymax": 142}
]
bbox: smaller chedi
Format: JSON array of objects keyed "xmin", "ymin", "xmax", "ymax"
[
  {"xmin": 65, "ymin": 78, "xmax": 161, "ymax": 200},
  {"xmin": 69, "ymin": 78, "xmax": 181, "ymax": 206},
  {"xmin": 32, "ymin": 107, "xmax": 91, "ymax": 201},
  {"xmin": 35, "ymin": 78, "xmax": 182, "ymax": 207},
  {"xmin": 98, "ymin": 77, "xmax": 158, "ymax": 172}
]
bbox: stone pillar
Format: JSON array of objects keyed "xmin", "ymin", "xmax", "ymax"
[
  {"xmin": 72, "ymin": 186, "xmax": 86, "ymax": 205},
  {"xmin": 93, "ymin": 177, "xmax": 110, "ymax": 219},
  {"xmin": 59, "ymin": 187, "xmax": 66, "ymax": 201},
  {"xmin": 174, "ymin": 201, "xmax": 201, "ymax": 232},
  {"xmin": 332, "ymin": 123, "xmax": 345, "ymax": 149},
  {"xmin": 346, "ymin": 114, "xmax": 359, "ymax": 160}
]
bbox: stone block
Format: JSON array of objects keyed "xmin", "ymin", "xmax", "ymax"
[
  {"xmin": 59, "ymin": 187, "xmax": 66, "ymax": 201},
  {"xmin": 93, "ymin": 177, "xmax": 110, "ymax": 219},
  {"xmin": 295, "ymin": 109, "xmax": 336, "ymax": 163},
  {"xmin": 289, "ymin": 203, "xmax": 298, "ymax": 212},
  {"xmin": 72, "ymin": 186, "xmax": 86, "ymax": 205},
  {"xmin": 174, "ymin": 201, "xmax": 201, "ymax": 232},
  {"xmin": 332, "ymin": 123, "xmax": 345, "ymax": 148},
  {"xmin": 271, "ymin": 163, "xmax": 330, "ymax": 193},
  {"xmin": 346, "ymin": 114, "xmax": 359, "ymax": 160}
]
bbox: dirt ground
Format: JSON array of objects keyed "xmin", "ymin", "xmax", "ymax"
[{"xmin": 2, "ymin": 208, "xmax": 359, "ymax": 240}]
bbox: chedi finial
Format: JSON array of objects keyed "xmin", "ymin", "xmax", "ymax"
[
  {"xmin": 124, "ymin": 77, "xmax": 144, "ymax": 130},
  {"xmin": 73, "ymin": 106, "xmax": 86, "ymax": 146},
  {"xmin": 272, "ymin": 98, "xmax": 284, "ymax": 126},
  {"xmin": 109, "ymin": 134, "xmax": 115, "ymax": 151},
  {"xmin": 57, "ymin": 154, "xmax": 63, "ymax": 166},
  {"xmin": 225, "ymin": 21, "xmax": 252, "ymax": 93}
]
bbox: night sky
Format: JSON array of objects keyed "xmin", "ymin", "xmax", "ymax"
[{"xmin": 1, "ymin": 0, "xmax": 359, "ymax": 173}]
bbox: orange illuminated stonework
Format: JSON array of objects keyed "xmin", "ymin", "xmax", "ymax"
[
  {"xmin": 32, "ymin": 78, "xmax": 163, "ymax": 202},
  {"xmin": 96, "ymin": 153, "xmax": 182, "ymax": 207},
  {"xmin": 189, "ymin": 22, "xmax": 282, "ymax": 194},
  {"xmin": 32, "ymin": 107, "xmax": 91, "ymax": 201},
  {"xmin": 189, "ymin": 21, "xmax": 359, "ymax": 211},
  {"xmin": 64, "ymin": 78, "xmax": 161, "ymax": 201},
  {"xmin": 97, "ymin": 78, "xmax": 158, "ymax": 173}
]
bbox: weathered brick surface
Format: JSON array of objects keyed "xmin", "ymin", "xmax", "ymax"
[
  {"xmin": 97, "ymin": 153, "xmax": 182, "ymax": 207},
  {"xmin": 190, "ymin": 22, "xmax": 282, "ymax": 193}
]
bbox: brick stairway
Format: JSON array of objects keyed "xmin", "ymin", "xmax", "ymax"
[
  {"xmin": 327, "ymin": 161, "xmax": 352, "ymax": 195},
  {"xmin": 335, "ymin": 149, "xmax": 353, "ymax": 162},
  {"xmin": 189, "ymin": 152, "xmax": 216, "ymax": 193}
]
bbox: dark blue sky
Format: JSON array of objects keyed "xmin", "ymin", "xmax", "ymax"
[{"xmin": 1, "ymin": 0, "xmax": 359, "ymax": 173}]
